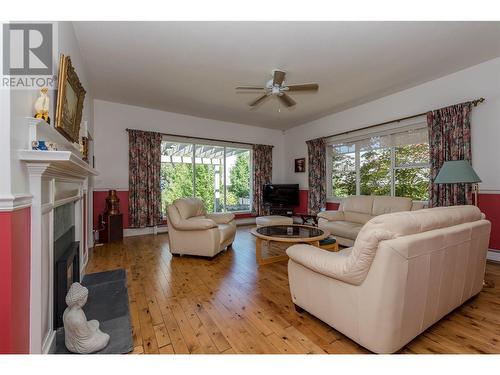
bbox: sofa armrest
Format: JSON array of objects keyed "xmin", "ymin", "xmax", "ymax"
[
  {"xmin": 175, "ymin": 217, "xmax": 218, "ymax": 231},
  {"xmin": 286, "ymin": 244, "xmax": 360, "ymax": 285},
  {"xmin": 317, "ymin": 210, "xmax": 344, "ymax": 221},
  {"xmin": 206, "ymin": 212, "xmax": 235, "ymax": 224}
]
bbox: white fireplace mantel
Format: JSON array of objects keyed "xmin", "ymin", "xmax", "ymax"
[
  {"xmin": 19, "ymin": 150, "xmax": 98, "ymax": 179},
  {"xmin": 20, "ymin": 128, "xmax": 99, "ymax": 354}
]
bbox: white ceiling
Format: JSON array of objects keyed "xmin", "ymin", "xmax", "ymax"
[{"xmin": 73, "ymin": 21, "xmax": 500, "ymax": 130}]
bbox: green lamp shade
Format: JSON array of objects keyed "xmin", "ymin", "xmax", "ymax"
[{"xmin": 434, "ymin": 160, "xmax": 482, "ymax": 184}]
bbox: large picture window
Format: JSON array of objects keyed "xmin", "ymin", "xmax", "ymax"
[
  {"xmin": 161, "ymin": 138, "xmax": 252, "ymax": 215},
  {"xmin": 330, "ymin": 125, "xmax": 429, "ymax": 201}
]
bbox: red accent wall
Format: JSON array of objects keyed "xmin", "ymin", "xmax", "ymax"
[
  {"xmin": 93, "ymin": 190, "xmax": 255, "ymax": 229},
  {"xmin": 93, "ymin": 190, "xmax": 130, "ymax": 229},
  {"xmin": 293, "ymin": 189, "xmax": 340, "ymax": 214},
  {"xmin": 293, "ymin": 190, "xmax": 309, "ymax": 214},
  {"xmin": 0, "ymin": 207, "xmax": 31, "ymax": 354},
  {"xmin": 478, "ymin": 194, "xmax": 500, "ymax": 250}
]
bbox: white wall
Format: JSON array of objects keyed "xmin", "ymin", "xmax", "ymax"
[
  {"xmin": 9, "ymin": 22, "xmax": 95, "ymax": 196},
  {"xmin": 93, "ymin": 99, "xmax": 286, "ymax": 190},
  {"xmin": 6, "ymin": 21, "xmax": 95, "ymax": 247},
  {"xmin": 283, "ymin": 57, "xmax": 500, "ymax": 192}
]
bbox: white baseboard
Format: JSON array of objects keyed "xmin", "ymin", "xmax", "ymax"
[
  {"xmin": 123, "ymin": 218, "xmax": 256, "ymax": 238},
  {"xmin": 487, "ymin": 249, "xmax": 500, "ymax": 262},
  {"xmin": 123, "ymin": 226, "xmax": 168, "ymax": 237}
]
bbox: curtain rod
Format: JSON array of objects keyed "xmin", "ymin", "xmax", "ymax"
[
  {"xmin": 309, "ymin": 97, "xmax": 485, "ymax": 142},
  {"xmin": 125, "ymin": 129, "xmax": 274, "ymax": 148}
]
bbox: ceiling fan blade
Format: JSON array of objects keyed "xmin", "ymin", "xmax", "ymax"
[
  {"xmin": 285, "ymin": 83, "xmax": 319, "ymax": 92},
  {"xmin": 278, "ymin": 93, "xmax": 296, "ymax": 107},
  {"xmin": 236, "ymin": 86, "xmax": 266, "ymax": 90},
  {"xmin": 249, "ymin": 94, "xmax": 270, "ymax": 107},
  {"xmin": 273, "ymin": 70, "xmax": 286, "ymax": 86}
]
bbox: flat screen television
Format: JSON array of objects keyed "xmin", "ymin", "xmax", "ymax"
[{"xmin": 263, "ymin": 184, "xmax": 299, "ymax": 207}]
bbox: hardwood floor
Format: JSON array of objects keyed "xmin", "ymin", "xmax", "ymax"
[{"xmin": 85, "ymin": 226, "xmax": 500, "ymax": 354}]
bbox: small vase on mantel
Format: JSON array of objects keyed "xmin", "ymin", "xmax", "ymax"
[{"xmin": 104, "ymin": 190, "xmax": 120, "ymax": 216}]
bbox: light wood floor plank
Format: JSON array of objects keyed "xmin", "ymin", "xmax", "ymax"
[{"xmin": 86, "ymin": 226, "xmax": 500, "ymax": 354}]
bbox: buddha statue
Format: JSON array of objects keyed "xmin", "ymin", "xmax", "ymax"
[{"xmin": 63, "ymin": 282, "xmax": 110, "ymax": 354}]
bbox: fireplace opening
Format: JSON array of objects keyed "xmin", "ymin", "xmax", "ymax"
[{"xmin": 53, "ymin": 203, "xmax": 80, "ymax": 329}]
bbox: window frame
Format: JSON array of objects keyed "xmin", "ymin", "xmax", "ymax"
[
  {"xmin": 326, "ymin": 119, "xmax": 430, "ymax": 203},
  {"xmin": 161, "ymin": 135, "xmax": 253, "ymax": 214}
]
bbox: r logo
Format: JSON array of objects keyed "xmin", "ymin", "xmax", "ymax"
[{"xmin": 3, "ymin": 23, "xmax": 53, "ymax": 75}]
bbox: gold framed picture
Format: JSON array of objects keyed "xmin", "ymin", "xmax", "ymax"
[{"xmin": 55, "ymin": 54, "xmax": 86, "ymax": 143}]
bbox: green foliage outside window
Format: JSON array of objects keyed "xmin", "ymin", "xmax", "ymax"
[
  {"xmin": 332, "ymin": 143, "xmax": 430, "ymax": 201},
  {"xmin": 229, "ymin": 153, "xmax": 250, "ymax": 200},
  {"xmin": 160, "ymin": 148, "xmax": 251, "ymax": 216}
]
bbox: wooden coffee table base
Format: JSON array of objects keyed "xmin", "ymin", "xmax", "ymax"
[{"xmin": 254, "ymin": 237, "xmax": 320, "ymax": 266}]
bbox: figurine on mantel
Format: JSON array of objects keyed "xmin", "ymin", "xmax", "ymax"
[
  {"xmin": 63, "ymin": 282, "xmax": 110, "ymax": 354},
  {"xmin": 34, "ymin": 87, "xmax": 50, "ymax": 124}
]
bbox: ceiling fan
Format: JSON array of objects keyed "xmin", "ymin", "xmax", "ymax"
[{"xmin": 236, "ymin": 70, "xmax": 319, "ymax": 108}]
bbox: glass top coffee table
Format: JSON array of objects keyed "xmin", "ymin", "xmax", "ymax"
[{"xmin": 250, "ymin": 225, "xmax": 328, "ymax": 266}]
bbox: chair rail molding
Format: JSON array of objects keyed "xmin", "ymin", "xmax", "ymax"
[{"xmin": 0, "ymin": 193, "xmax": 33, "ymax": 211}]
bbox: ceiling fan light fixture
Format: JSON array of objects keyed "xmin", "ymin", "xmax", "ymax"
[{"xmin": 236, "ymin": 70, "xmax": 318, "ymax": 109}]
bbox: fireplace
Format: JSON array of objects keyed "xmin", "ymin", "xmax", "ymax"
[{"xmin": 53, "ymin": 204, "xmax": 81, "ymax": 328}]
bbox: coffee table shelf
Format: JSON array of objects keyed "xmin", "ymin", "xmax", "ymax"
[{"xmin": 250, "ymin": 224, "xmax": 328, "ymax": 266}]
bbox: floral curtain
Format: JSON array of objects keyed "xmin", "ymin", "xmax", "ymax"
[
  {"xmin": 128, "ymin": 129, "xmax": 163, "ymax": 227},
  {"xmin": 252, "ymin": 144, "xmax": 273, "ymax": 216},
  {"xmin": 427, "ymin": 102, "xmax": 473, "ymax": 207},
  {"xmin": 306, "ymin": 137, "xmax": 326, "ymax": 214}
]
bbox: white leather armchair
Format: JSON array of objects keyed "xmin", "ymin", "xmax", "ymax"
[
  {"xmin": 287, "ymin": 205, "xmax": 491, "ymax": 353},
  {"xmin": 166, "ymin": 198, "xmax": 236, "ymax": 257}
]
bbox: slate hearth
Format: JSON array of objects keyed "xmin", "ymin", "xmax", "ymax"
[{"xmin": 55, "ymin": 269, "xmax": 133, "ymax": 354}]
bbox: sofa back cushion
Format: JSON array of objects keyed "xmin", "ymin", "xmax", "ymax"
[
  {"xmin": 341, "ymin": 205, "xmax": 483, "ymax": 285},
  {"xmin": 341, "ymin": 195, "xmax": 374, "ymax": 215},
  {"xmin": 173, "ymin": 197, "xmax": 205, "ymax": 219},
  {"xmin": 371, "ymin": 196, "xmax": 412, "ymax": 216},
  {"xmin": 344, "ymin": 211, "xmax": 373, "ymax": 224}
]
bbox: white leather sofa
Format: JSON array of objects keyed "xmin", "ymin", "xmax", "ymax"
[
  {"xmin": 318, "ymin": 195, "xmax": 425, "ymax": 247},
  {"xmin": 166, "ymin": 198, "xmax": 236, "ymax": 257},
  {"xmin": 287, "ymin": 205, "xmax": 491, "ymax": 353}
]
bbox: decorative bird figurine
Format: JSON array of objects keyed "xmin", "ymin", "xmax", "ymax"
[{"xmin": 34, "ymin": 87, "xmax": 50, "ymax": 123}]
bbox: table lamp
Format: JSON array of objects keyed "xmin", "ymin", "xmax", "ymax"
[{"xmin": 434, "ymin": 160, "xmax": 482, "ymax": 206}]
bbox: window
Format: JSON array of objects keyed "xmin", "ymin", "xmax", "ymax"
[
  {"xmin": 329, "ymin": 125, "xmax": 429, "ymax": 201},
  {"xmin": 160, "ymin": 138, "xmax": 252, "ymax": 216},
  {"xmin": 331, "ymin": 144, "xmax": 356, "ymax": 198}
]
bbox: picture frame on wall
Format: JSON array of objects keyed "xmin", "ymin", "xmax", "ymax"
[
  {"xmin": 295, "ymin": 157, "xmax": 306, "ymax": 173},
  {"xmin": 55, "ymin": 54, "xmax": 86, "ymax": 143}
]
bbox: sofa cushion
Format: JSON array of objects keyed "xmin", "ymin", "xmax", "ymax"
[
  {"xmin": 343, "ymin": 211, "xmax": 373, "ymax": 224},
  {"xmin": 364, "ymin": 205, "xmax": 482, "ymax": 238},
  {"xmin": 341, "ymin": 195, "xmax": 373, "ymax": 215},
  {"xmin": 174, "ymin": 197, "xmax": 205, "ymax": 219},
  {"xmin": 218, "ymin": 223, "xmax": 235, "ymax": 245},
  {"xmin": 371, "ymin": 196, "xmax": 412, "ymax": 216},
  {"xmin": 317, "ymin": 211, "xmax": 344, "ymax": 221},
  {"xmin": 321, "ymin": 220, "xmax": 363, "ymax": 240},
  {"xmin": 340, "ymin": 205, "xmax": 484, "ymax": 285},
  {"xmin": 207, "ymin": 212, "xmax": 235, "ymax": 224}
]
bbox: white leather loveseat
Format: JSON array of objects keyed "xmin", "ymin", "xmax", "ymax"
[
  {"xmin": 166, "ymin": 197, "xmax": 236, "ymax": 257},
  {"xmin": 318, "ymin": 195, "xmax": 425, "ymax": 247},
  {"xmin": 287, "ymin": 206, "xmax": 491, "ymax": 353}
]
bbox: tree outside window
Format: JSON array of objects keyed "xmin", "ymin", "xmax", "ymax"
[
  {"xmin": 160, "ymin": 141, "xmax": 252, "ymax": 216},
  {"xmin": 330, "ymin": 130, "xmax": 430, "ymax": 201}
]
